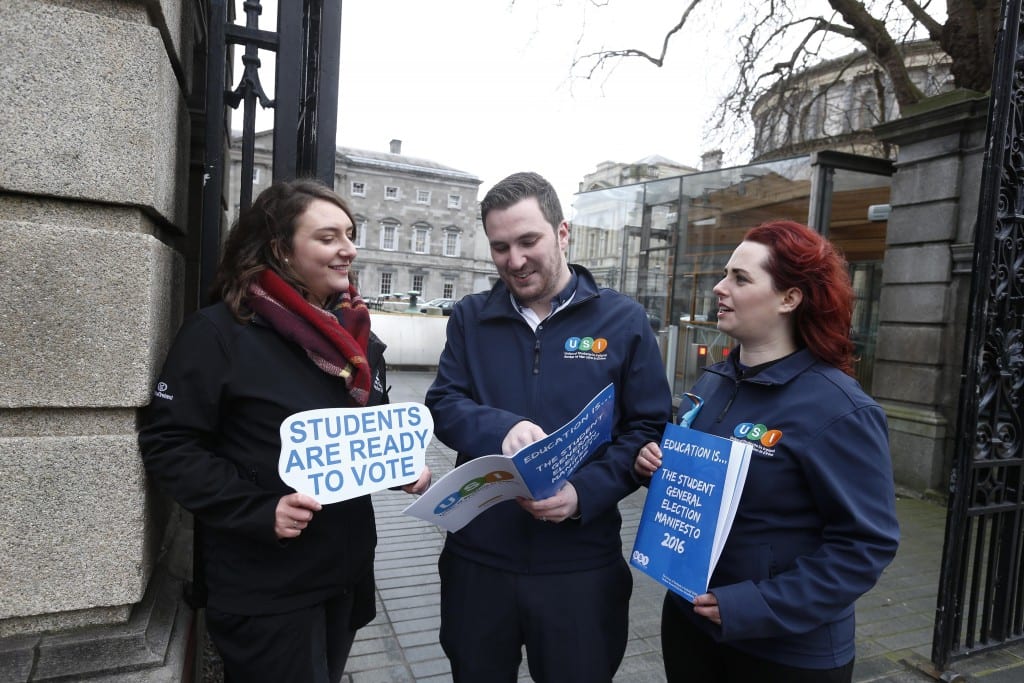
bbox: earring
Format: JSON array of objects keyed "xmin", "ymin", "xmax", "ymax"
[{"xmin": 284, "ymin": 258, "xmax": 289, "ymax": 264}]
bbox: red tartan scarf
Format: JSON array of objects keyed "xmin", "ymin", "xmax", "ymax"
[{"xmin": 247, "ymin": 269, "xmax": 372, "ymax": 406}]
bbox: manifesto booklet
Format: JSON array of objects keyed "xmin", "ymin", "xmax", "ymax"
[
  {"xmin": 630, "ymin": 422, "xmax": 752, "ymax": 601},
  {"xmin": 403, "ymin": 383, "xmax": 615, "ymax": 532}
]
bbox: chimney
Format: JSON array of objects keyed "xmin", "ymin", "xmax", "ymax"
[
  {"xmin": 700, "ymin": 149, "xmax": 723, "ymax": 171},
  {"xmin": 389, "ymin": 139, "xmax": 402, "ymax": 155}
]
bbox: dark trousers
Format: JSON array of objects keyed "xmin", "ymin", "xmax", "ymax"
[
  {"xmin": 205, "ymin": 592, "xmax": 358, "ymax": 683},
  {"xmin": 661, "ymin": 592, "xmax": 855, "ymax": 683},
  {"xmin": 438, "ymin": 549, "xmax": 632, "ymax": 683}
]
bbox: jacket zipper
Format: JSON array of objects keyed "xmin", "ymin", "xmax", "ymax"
[
  {"xmin": 519, "ymin": 287, "xmax": 598, "ymax": 378},
  {"xmin": 713, "ymin": 375, "xmax": 773, "ymax": 423},
  {"xmin": 715, "ymin": 379, "xmax": 741, "ymax": 423}
]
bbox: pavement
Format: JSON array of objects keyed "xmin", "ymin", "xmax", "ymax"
[{"xmin": 341, "ymin": 370, "xmax": 1024, "ymax": 683}]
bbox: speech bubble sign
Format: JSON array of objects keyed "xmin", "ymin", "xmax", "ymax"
[{"xmin": 278, "ymin": 402, "xmax": 433, "ymax": 504}]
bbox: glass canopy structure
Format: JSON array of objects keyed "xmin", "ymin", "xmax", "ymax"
[{"xmin": 570, "ymin": 151, "xmax": 893, "ymax": 401}]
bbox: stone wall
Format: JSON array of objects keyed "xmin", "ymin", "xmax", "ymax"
[
  {"xmin": 873, "ymin": 93, "xmax": 988, "ymax": 494},
  {"xmin": 0, "ymin": 1, "xmax": 194, "ymax": 680},
  {"xmin": 372, "ymin": 312, "xmax": 449, "ymax": 367}
]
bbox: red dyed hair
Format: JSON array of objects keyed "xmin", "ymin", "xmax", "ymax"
[{"xmin": 743, "ymin": 220, "xmax": 856, "ymax": 376}]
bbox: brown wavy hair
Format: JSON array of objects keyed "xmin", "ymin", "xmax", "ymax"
[
  {"xmin": 743, "ymin": 220, "xmax": 856, "ymax": 376},
  {"xmin": 211, "ymin": 178, "xmax": 356, "ymax": 320}
]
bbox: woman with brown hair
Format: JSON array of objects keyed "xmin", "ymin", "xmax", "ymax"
[
  {"xmin": 635, "ymin": 220, "xmax": 899, "ymax": 682},
  {"xmin": 139, "ymin": 178, "xmax": 430, "ymax": 683}
]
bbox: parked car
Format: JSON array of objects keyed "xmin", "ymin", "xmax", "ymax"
[{"xmin": 421, "ymin": 297, "xmax": 456, "ymax": 315}]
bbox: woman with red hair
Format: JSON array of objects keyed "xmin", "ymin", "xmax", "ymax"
[{"xmin": 635, "ymin": 220, "xmax": 899, "ymax": 682}]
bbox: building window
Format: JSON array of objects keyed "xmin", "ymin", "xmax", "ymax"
[
  {"xmin": 443, "ymin": 280, "xmax": 455, "ymax": 298},
  {"xmin": 354, "ymin": 216, "xmax": 367, "ymax": 248},
  {"xmin": 416, "ymin": 189, "xmax": 431, "ymax": 204},
  {"xmin": 443, "ymin": 231, "xmax": 460, "ymax": 257},
  {"xmin": 351, "ymin": 181, "xmax": 366, "ymax": 197},
  {"xmin": 385, "ymin": 185, "xmax": 399, "ymax": 200},
  {"xmin": 379, "ymin": 272, "xmax": 393, "ymax": 296},
  {"xmin": 252, "ymin": 166, "xmax": 262, "ymax": 184},
  {"xmin": 380, "ymin": 223, "xmax": 398, "ymax": 250},
  {"xmin": 412, "ymin": 274, "xmax": 425, "ymax": 294},
  {"xmin": 447, "ymin": 194, "xmax": 462, "ymax": 209},
  {"xmin": 412, "ymin": 226, "xmax": 430, "ymax": 254}
]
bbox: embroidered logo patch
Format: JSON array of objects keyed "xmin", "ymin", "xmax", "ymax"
[
  {"xmin": 563, "ymin": 336, "xmax": 609, "ymax": 360},
  {"xmin": 153, "ymin": 381, "xmax": 174, "ymax": 401},
  {"xmin": 732, "ymin": 422, "xmax": 783, "ymax": 456}
]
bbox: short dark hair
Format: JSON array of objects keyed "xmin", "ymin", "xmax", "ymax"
[
  {"xmin": 211, "ymin": 178, "xmax": 356, "ymax": 319},
  {"xmin": 480, "ymin": 171, "xmax": 564, "ymax": 232}
]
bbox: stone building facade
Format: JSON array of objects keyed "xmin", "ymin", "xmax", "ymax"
[
  {"xmin": 746, "ymin": 38, "xmax": 992, "ymax": 493},
  {"xmin": 871, "ymin": 93, "xmax": 987, "ymax": 493},
  {"xmin": 748, "ymin": 37, "xmax": 990, "ymax": 493},
  {"xmin": 1, "ymin": 1, "xmax": 196, "ymax": 680},
  {"xmin": 0, "ymin": 6, "xmax": 992, "ymax": 680},
  {"xmin": 229, "ymin": 134, "xmax": 495, "ymax": 302},
  {"xmin": 578, "ymin": 155, "xmax": 699, "ymax": 192},
  {"xmin": 571, "ymin": 40, "xmax": 986, "ymax": 496},
  {"xmin": 751, "ymin": 40, "xmax": 955, "ymax": 161}
]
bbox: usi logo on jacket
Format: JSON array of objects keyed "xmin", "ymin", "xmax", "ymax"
[
  {"xmin": 563, "ymin": 335, "xmax": 609, "ymax": 361},
  {"xmin": 732, "ymin": 421, "xmax": 783, "ymax": 457}
]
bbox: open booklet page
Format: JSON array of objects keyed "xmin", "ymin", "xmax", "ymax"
[{"xmin": 404, "ymin": 383, "xmax": 614, "ymax": 532}]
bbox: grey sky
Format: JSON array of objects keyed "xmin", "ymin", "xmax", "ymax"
[{"xmin": 239, "ymin": 0, "xmax": 744, "ymax": 215}]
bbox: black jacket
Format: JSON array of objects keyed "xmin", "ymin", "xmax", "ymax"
[{"xmin": 139, "ymin": 302, "xmax": 387, "ymax": 618}]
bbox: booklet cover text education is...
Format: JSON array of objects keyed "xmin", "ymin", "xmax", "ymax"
[{"xmin": 630, "ymin": 421, "xmax": 752, "ymax": 601}]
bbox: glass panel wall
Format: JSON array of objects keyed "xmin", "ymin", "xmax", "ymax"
[
  {"xmin": 570, "ymin": 183, "xmax": 645, "ymax": 292},
  {"xmin": 670, "ymin": 157, "xmax": 814, "ymax": 395},
  {"xmin": 572, "ymin": 156, "xmax": 814, "ymax": 398},
  {"xmin": 571, "ymin": 153, "xmax": 890, "ymax": 401},
  {"xmin": 823, "ymin": 166, "xmax": 892, "ymax": 391}
]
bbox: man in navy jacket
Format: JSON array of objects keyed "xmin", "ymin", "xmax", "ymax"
[{"xmin": 426, "ymin": 171, "xmax": 672, "ymax": 682}]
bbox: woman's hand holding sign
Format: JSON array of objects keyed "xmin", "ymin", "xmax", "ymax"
[
  {"xmin": 401, "ymin": 465, "xmax": 432, "ymax": 495},
  {"xmin": 275, "ymin": 492, "xmax": 322, "ymax": 539}
]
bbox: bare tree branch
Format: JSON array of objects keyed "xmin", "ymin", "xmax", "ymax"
[
  {"xmin": 730, "ymin": 16, "xmax": 861, "ymax": 119},
  {"xmin": 898, "ymin": 0, "xmax": 945, "ymax": 39},
  {"xmin": 827, "ymin": 0, "xmax": 924, "ymax": 105},
  {"xmin": 573, "ymin": 0, "xmax": 703, "ymax": 73},
  {"xmin": 566, "ymin": 0, "xmax": 995, "ymax": 159}
]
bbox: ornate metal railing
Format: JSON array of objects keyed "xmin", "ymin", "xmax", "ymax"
[
  {"xmin": 933, "ymin": 0, "xmax": 1024, "ymax": 670},
  {"xmin": 185, "ymin": 0, "xmax": 343, "ymax": 616},
  {"xmin": 198, "ymin": 0, "xmax": 342, "ymax": 305}
]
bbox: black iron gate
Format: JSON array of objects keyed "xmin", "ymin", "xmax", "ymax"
[
  {"xmin": 196, "ymin": 0, "xmax": 342, "ymax": 308},
  {"xmin": 932, "ymin": 0, "xmax": 1024, "ymax": 671},
  {"xmin": 183, "ymin": 2, "xmax": 344, "ymax": 661}
]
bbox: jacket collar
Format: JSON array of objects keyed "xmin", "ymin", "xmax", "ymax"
[
  {"xmin": 479, "ymin": 264, "xmax": 601, "ymax": 321},
  {"xmin": 707, "ymin": 347, "xmax": 819, "ymax": 385}
]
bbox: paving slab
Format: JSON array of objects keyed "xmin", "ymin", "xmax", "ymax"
[{"xmin": 344, "ymin": 370, "xmax": 1024, "ymax": 682}]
